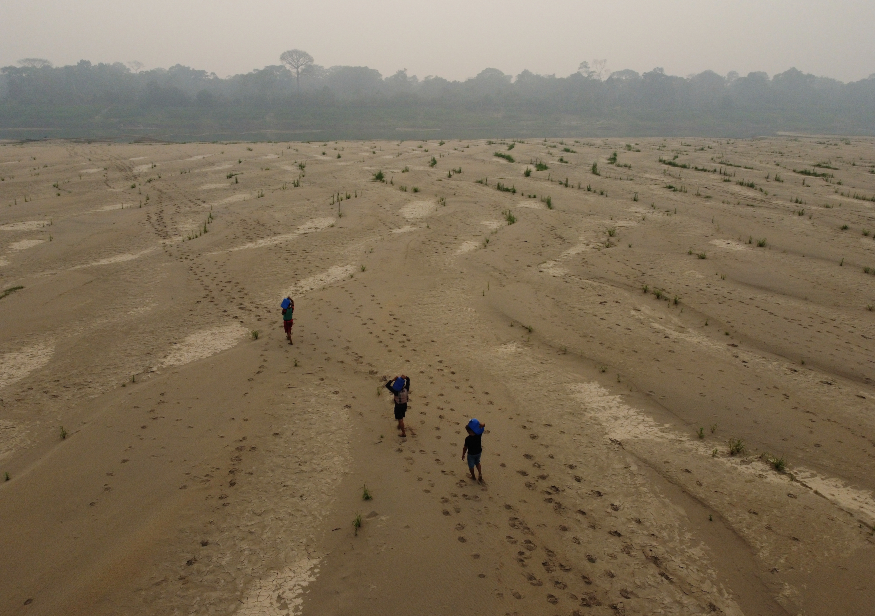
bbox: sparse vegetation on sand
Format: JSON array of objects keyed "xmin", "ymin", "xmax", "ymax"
[
  {"xmin": 0, "ymin": 286, "xmax": 24, "ymax": 301},
  {"xmin": 728, "ymin": 438, "xmax": 745, "ymax": 456}
]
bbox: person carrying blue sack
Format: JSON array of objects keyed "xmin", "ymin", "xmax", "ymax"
[
  {"xmin": 280, "ymin": 297, "xmax": 294, "ymax": 345},
  {"xmin": 385, "ymin": 375, "xmax": 410, "ymax": 437},
  {"xmin": 462, "ymin": 418, "xmax": 486, "ymax": 483}
]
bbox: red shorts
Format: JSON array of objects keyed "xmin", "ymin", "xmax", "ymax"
[{"xmin": 283, "ymin": 319, "xmax": 293, "ymax": 334}]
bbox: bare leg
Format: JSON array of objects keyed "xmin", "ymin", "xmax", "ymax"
[
  {"xmin": 399, "ymin": 418, "xmax": 406, "ymax": 437},
  {"xmin": 476, "ymin": 463, "xmax": 483, "ymax": 482},
  {"xmin": 469, "ymin": 466, "xmax": 477, "ymax": 480}
]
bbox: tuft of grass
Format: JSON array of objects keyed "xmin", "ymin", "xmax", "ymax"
[
  {"xmin": 697, "ymin": 252, "xmax": 707, "ymax": 260},
  {"xmin": 60, "ymin": 426, "xmax": 68, "ymax": 440},
  {"xmin": 756, "ymin": 238, "xmax": 767, "ymax": 247},
  {"xmin": 412, "ymin": 187, "xmax": 419, "ymax": 193},
  {"xmin": 362, "ymin": 485, "xmax": 372, "ymax": 500},
  {"xmin": 591, "ymin": 162, "xmax": 600, "ymax": 176},
  {"xmin": 503, "ymin": 210, "xmax": 516, "ymax": 225},
  {"xmin": 697, "ymin": 427, "xmax": 704, "ymax": 439},
  {"xmin": 429, "ymin": 156, "xmax": 437, "ymax": 168},
  {"xmin": 4, "ymin": 471, "xmax": 9, "ymax": 481},
  {"xmin": 494, "ymin": 152, "xmax": 515, "ymax": 163},
  {"xmin": 353, "ymin": 513, "xmax": 363, "ymax": 535},
  {"xmin": 606, "ymin": 227, "xmax": 616, "ymax": 237},
  {"xmin": 0, "ymin": 286, "xmax": 24, "ymax": 301},
  {"xmin": 728, "ymin": 438, "xmax": 745, "ymax": 456},
  {"xmin": 373, "ymin": 170, "xmax": 385, "ymax": 182},
  {"xmin": 534, "ymin": 161, "xmax": 549, "ymax": 171},
  {"xmin": 250, "ymin": 330, "xmax": 259, "ymax": 340},
  {"xmin": 841, "ymin": 224, "xmax": 849, "ymax": 231},
  {"xmin": 771, "ymin": 456, "xmax": 786, "ymax": 472},
  {"xmin": 360, "ymin": 265, "xmax": 366, "ymax": 272},
  {"xmin": 523, "ymin": 167, "xmax": 532, "ymax": 177}
]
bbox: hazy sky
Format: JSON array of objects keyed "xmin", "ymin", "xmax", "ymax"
[{"xmin": 2, "ymin": 0, "xmax": 873, "ymax": 82}]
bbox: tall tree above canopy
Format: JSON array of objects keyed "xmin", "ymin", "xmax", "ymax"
[
  {"xmin": 280, "ymin": 49, "xmax": 314, "ymax": 89},
  {"xmin": 18, "ymin": 58, "xmax": 52, "ymax": 69}
]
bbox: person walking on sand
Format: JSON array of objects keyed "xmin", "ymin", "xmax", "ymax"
[
  {"xmin": 385, "ymin": 374, "xmax": 410, "ymax": 437},
  {"xmin": 281, "ymin": 297, "xmax": 294, "ymax": 345},
  {"xmin": 462, "ymin": 418, "xmax": 486, "ymax": 482}
]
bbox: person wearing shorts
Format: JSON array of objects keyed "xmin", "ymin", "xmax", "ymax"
[
  {"xmin": 385, "ymin": 375, "xmax": 410, "ymax": 437},
  {"xmin": 281, "ymin": 297, "xmax": 294, "ymax": 344},
  {"xmin": 462, "ymin": 418, "xmax": 486, "ymax": 482}
]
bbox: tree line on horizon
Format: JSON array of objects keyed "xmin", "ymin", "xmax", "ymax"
[{"xmin": 1, "ymin": 52, "xmax": 873, "ymax": 140}]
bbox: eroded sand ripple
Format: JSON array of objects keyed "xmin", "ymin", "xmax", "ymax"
[
  {"xmin": 288, "ymin": 265, "xmax": 355, "ymax": 296},
  {"xmin": 0, "ymin": 342, "xmax": 54, "ymax": 390},
  {"xmin": 400, "ymin": 200, "xmax": 436, "ymax": 219},
  {"xmin": 161, "ymin": 323, "xmax": 246, "ymax": 368}
]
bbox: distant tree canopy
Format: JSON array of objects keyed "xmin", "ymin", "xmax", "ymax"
[
  {"xmin": 280, "ymin": 49, "xmax": 314, "ymax": 89},
  {"xmin": 0, "ymin": 56, "xmax": 873, "ymax": 140}
]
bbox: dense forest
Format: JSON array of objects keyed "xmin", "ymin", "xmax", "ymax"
[{"xmin": 1, "ymin": 55, "xmax": 873, "ymax": 141}]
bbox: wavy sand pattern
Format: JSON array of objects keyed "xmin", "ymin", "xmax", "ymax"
[{"xmin": 0, "ymin": 342, "xmax": 53, "ymax": 390}]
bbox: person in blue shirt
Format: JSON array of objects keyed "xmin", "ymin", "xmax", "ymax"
[{"xmin": 462, "ymin": 418, "xmax": 486, "ymax": 482}]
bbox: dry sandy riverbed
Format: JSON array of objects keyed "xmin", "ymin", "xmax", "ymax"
[{"xmin": 1, "ymin": 137, "xmax": 874, "ymax": 615}]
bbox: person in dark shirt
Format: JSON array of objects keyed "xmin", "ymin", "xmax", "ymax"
[
  {"xmin": 385, "ymin": 375, "xmax": 410, "ymax": 437},
  {"xmin": 462, "ymin": 418, "xmax": 486, "ymax": 482},
  {"xmin": 280, "ymin": 297, "xmax": 294, "ymax": 345}
]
